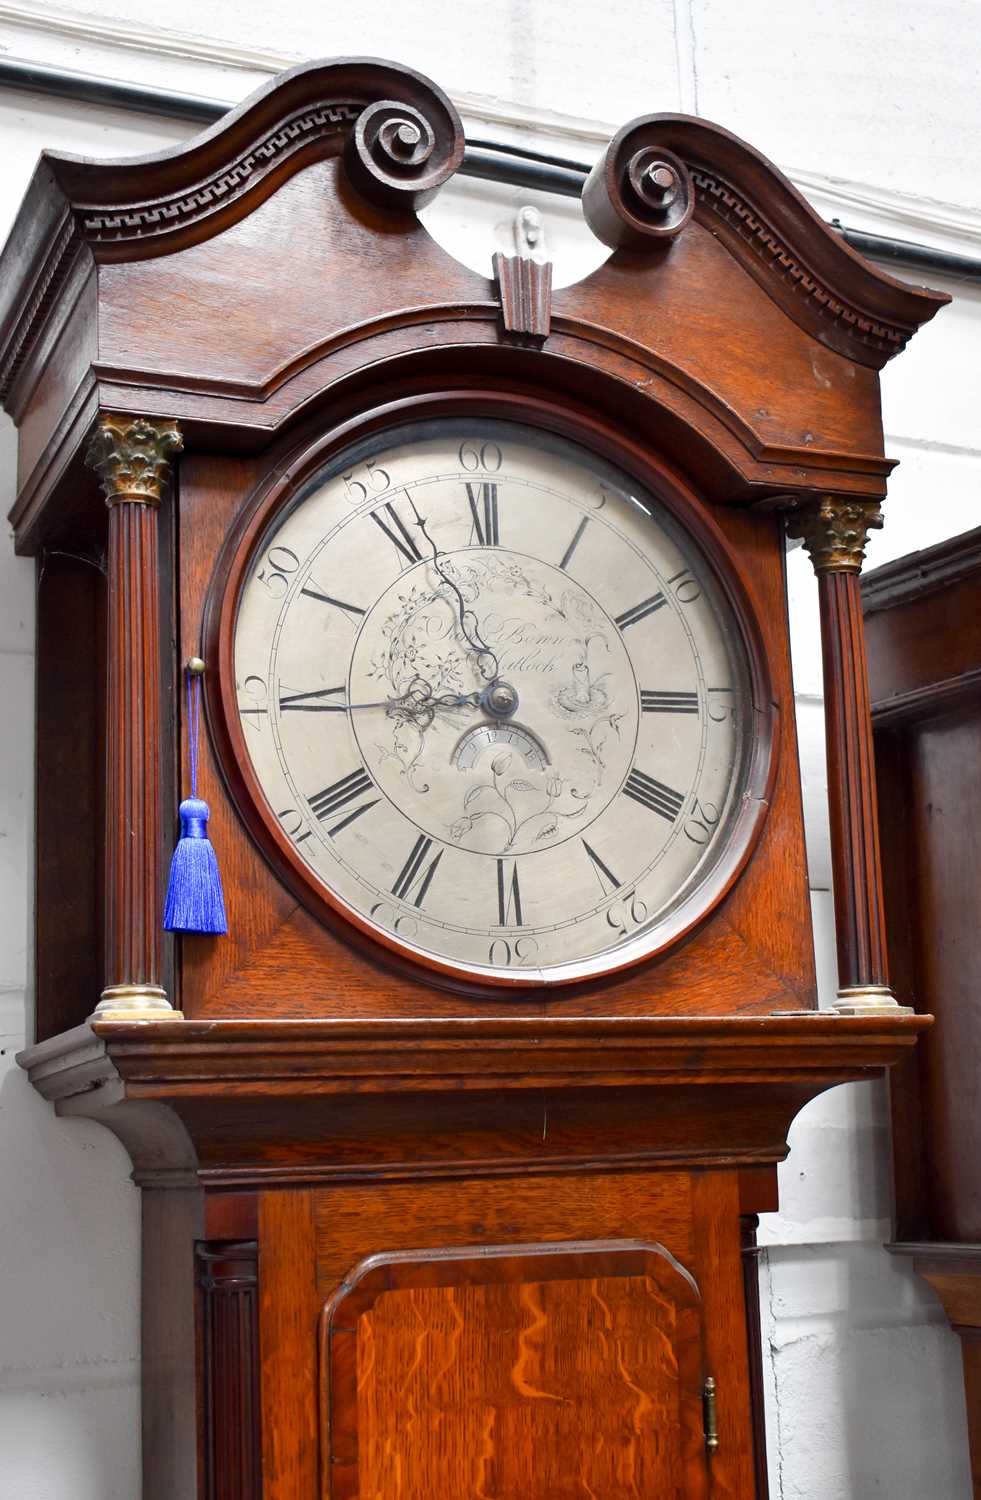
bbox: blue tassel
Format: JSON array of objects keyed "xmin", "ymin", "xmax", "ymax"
[
  {"xmin": 163, "ymin": 797, "xmax": 227, "ymax": 934},
  {"xmin": 164, "ymin": 667, "xmax": 227, "ymax": 935}
]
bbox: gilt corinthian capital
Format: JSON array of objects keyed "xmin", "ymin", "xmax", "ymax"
[
  {"xmin": 787, "ymin": 496, "xmax": 884, "ymax": 575},
  {"xmin": 86, "ymin": 415, "xmax": 183, "ymax": 506}
]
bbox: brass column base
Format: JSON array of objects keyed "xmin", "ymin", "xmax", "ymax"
[
  {"xmin": 833, "ymin": 985, "xmax": 913, "ymax": 1017},
  {"xmin": 90, "ymin": 984, "xmax": 183, "ymax": 1021}
]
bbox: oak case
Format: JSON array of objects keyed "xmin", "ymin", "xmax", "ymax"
[{"xmin": 3, "ymin": 55, "xmax": 943, "ymax": 1499}]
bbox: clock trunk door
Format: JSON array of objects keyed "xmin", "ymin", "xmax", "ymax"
[{"xmin": 321, "ymin": 1240, "xmax": 712, "ymax": 1499}]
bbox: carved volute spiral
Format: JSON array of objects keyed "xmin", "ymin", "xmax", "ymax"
[
  {"xmin": 343, "ymin": 90, "xmax": 464, "ymax": 211},
  {"xmin": 583, "ymin": 120, "xmax": 694, "ymax": 250}
]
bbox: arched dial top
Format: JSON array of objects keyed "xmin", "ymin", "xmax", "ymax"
[{"xmin": 230, "ymin": 418, "xmax": 764, "ymax": 986}]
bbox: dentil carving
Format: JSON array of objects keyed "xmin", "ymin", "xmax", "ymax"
[
  {"xmin": 689, "ymin": 168, "xmax": 907, "ymax": 359},
  {"xmin": 86, "ymin": 415, "xmax": 183, "ymax": 506}
]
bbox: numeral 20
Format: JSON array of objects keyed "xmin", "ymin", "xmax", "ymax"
[{"xmin": 685, "ymin": 798, "xmax": 721, "ymax": 845}]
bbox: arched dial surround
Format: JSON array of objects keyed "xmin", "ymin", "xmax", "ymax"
[{"xmin": 231, "ymin": 418, "xmax": 761, "ymax": 985}]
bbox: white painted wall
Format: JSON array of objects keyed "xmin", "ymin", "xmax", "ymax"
[{"xmin": 0, "ymin": 4, "xmax": 978, "ymax": 1494}]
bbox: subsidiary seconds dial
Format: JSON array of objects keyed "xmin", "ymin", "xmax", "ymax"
[{"xmin": 231, "ymin": 418, "xmax": 762, "ymax": 986}]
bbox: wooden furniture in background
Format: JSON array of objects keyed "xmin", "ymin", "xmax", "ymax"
[
  {"xmin": 3, "ymin": 56, "xmax": 942, "ymax": 1497},
  {"xmin": 864, "ymin": 528, "xmax": 981, "ymax": 1497}
]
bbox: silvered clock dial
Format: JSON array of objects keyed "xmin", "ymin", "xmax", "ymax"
[{"xmin": 231, "ymin": 418, "xmax": 763, "ymax": 985}]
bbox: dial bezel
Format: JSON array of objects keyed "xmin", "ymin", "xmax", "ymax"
[{"xmin": 209, "ymin": 389, "xmax": 778, "ymax": 991}]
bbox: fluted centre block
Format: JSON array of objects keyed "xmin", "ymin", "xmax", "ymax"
[
  {"xmin": 788, "ymin": 496, "xmax": 884, "ymax": 575},
  {"xmin": 86, "ymin": 415, "xmax": 183, "ymax": 505},
  {"xmin": 493, "ymin": 206, "xmax": 553, "ymax": 340}
]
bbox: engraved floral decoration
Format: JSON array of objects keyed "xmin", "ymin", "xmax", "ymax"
[
  {"xmin": 364, "ymin": 575, "xmax": 471, "ymax": 793},
  {"xmin": 356, "ymin": 551, "xmax": 634, "ymax": 855},
  {"xmin": 549, "ymin": 637, "xmax": 626, "ymax": 787},
  {"xmin": 449, "ymin": 752, "xmax": 588, "ymax": 851}
]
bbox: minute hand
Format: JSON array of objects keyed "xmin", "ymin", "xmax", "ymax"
[{"xmin": 408, "ymin": 498, "xmax": 500, "ymax": 682}]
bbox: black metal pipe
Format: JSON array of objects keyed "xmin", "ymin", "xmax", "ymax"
[
  {"xmin": 0, "ymin": 55, "xmax": 226, "ymax": 125},
  {"xmin": 1, "ymin": 55, "xmax": 978, "ymax": 285},
  {"xmin": 462, "ymin": 146, "xmax": 585, "ymax": 199},
  {"xmin": 830, "ymin": 220, "xmax": 981, "ymax": 283},
  {"xmin": 466, "ymin": 134, "xmax": 592, "ymax": 173}
]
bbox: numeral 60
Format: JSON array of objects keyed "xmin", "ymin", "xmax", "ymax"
[{"xmin": 458, "ymin": 440, "xmax": 503, "ymax": 473}]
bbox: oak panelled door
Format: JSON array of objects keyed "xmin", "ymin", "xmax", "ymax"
[{"xmin": 321, "ymin": 1241, "xmax": 708, "ymax": 1498}]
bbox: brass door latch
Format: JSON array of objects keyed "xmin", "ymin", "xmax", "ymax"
[{"xmin": 703, "ymin": 1376, "xmax": 719, "ymax": 1452}]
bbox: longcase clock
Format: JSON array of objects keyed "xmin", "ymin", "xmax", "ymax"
[{"xmin": 1, "ymin": 57, "xmax": 944, "ymax": 1499}]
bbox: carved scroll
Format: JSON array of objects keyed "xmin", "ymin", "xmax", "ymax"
[
  {"xmin": 583, "ymin": 120, "xmax": 694, "ymax": 250},
  {"xmin": 343, "ymin": 84, "xmax": 463, "ymax": 210}
]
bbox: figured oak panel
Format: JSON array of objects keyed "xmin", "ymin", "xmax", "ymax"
[
  {"xmin": 313, "ymin": 1173, "xmax": 693, "ymax": 1291},
  {"xmin": 320, "ymin": 1241, "xmax": 708, "ymax": 1499}
]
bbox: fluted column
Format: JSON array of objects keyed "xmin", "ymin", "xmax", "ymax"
[
  {"xmin": 196, "ymin": 1242, "xmax": 262, "ymax": 1500},
  {"xmin": 86, "ymin": 415, "xmax": 183, "ymax": 1019},
  {"xmin": 789, "ymin": 496, "xmax": 909, "ymax": 1016}
]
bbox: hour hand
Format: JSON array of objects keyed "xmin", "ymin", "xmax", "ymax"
[
  {"xmin": 389, "ymin": 676, "xmax": 481, "ymax": 726},
  {"xmin": 326, "ymin": 677, "xmax": 480, "ymax": 726},
  {"xmin": 430, "ymin": 689, "xmax": 483, "ymax": 712}
]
